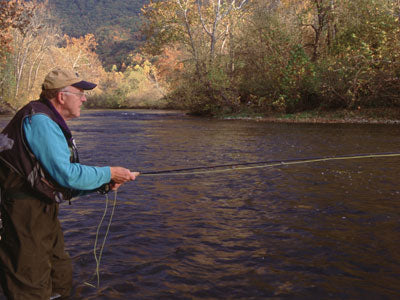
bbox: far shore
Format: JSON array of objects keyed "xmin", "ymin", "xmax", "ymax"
[
  {"xmin": 1, "ymin": 106, "xmax": 400, "ymax": 125},
  {"xmin": 220, "ymin": 108, "xmax": 400, "ymax": 125}
]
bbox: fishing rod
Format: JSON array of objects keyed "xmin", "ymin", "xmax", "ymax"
[
  {"xmin": 86, "ymin": 151, "xmax": 400, "ymax": 288},
  {"xmin": 139, "ymin": 152, "xmax": 400, "ymax": 176}
]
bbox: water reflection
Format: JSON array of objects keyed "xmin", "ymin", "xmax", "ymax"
[{"xmin": 0, "ymin": 110, "xmax": 399, "ymax": 299}]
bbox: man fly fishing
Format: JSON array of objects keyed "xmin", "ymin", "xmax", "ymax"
[{"xmin": 0, "ymin": 68, "xmax": 139, "ymax": 299}]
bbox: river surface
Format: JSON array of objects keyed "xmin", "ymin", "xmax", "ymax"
[{"xmin": 0, "ymin": 109, "xmax": 399, "ymax": 299}]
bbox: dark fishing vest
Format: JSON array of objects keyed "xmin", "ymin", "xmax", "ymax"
[{"xmin": 0, "ymin": 99, "xmax": 79, "ymax": 203}]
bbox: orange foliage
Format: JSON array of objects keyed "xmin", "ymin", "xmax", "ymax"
[
  {"xmin": 64, "ymin": 33, "xmax": 98, "ymax": 53},
  {"xmin": 0, "ymin": 0, "xmax": 34, "ymax": 62},
  {"xmin": 155, "ymin": 46, "xmax": 184, "ymax": 86}
]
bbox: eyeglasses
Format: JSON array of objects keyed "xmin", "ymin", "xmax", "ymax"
[{"xmin": 61, "ymin": 91, "xmax": 87, "ymax": 98}]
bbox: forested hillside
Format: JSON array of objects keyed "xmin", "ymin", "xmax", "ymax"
[
  {"xmin": 49, "ymin": 0, "xmax": 146, "ymax": 68},
  {"xmin": 0, "ymin": 0, "xmax": 165, "ymax": 112},
  {"xmin": 2, "ymin": 0, "xmax": 400, "ymax": 118}
]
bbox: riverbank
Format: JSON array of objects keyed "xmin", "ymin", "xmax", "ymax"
[
  {"xmin": 1, "ymin": 104, "xmax": 400, "ymax": 125},
  {"xmin": 221, "ymin": 108, "xmax": 400, "ymax": 124}
]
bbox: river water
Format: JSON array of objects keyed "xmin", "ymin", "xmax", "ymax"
[{"xmin": 1, "ymin": 109, "xmax": 400, "ymax": 299}]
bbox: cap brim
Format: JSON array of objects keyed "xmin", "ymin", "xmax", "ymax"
[{"xmin": 72, "ymin": 81, "xmax": 97, "ymax": 90}]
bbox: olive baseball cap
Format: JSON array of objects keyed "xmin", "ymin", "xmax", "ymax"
[{"xmin": 42, "ymin": 68, "xmax": 97, "ymax": 90}]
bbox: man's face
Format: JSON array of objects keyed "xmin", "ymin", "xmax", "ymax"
[{"xmin": 60, "ymin": 86, "xmax": 87, "ymax": 120}]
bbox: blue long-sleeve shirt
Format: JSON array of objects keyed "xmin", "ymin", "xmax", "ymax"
[{"xmin": 23, "ymin": 114, "xmax": 111, "ymax": 191}]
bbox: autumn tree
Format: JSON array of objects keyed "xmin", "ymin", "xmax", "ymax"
[
  {"xmin": 54, "ymin": 34, "xmax": 105, "ymax": 84},
  {"xmin": 2, "ymin": 1, "xmax": 108, "ymax": 110},
  {"xmin": 142, "ymin": 0, "xmax": 250, "ymax": 114},
  {"xmin": 0, "ymin": 0, "xmax": 42, "ymax": 110},
  {"xmin": 9, "ymin": 0, "xmax": 62, "ymax": 108},
  {"xmin": 0, "ymin": 0, "xmax": 34, "ymax": 111},
  {"xmin": 85, "ymin": 52, "xmax": 166, "ymax": 109},
  {"xmin": 0, "ymin": 0, "xmax": 32, "ymax": 62}
]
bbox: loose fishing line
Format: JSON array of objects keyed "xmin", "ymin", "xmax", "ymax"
[{"xmin": 84, "ymin": 190, "xmax": 118, "ymax": 289}]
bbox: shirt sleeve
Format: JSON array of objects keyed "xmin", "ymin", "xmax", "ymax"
[{"xmin": 23, "ymin": 114, "xmax": 111, "ymax": 191}]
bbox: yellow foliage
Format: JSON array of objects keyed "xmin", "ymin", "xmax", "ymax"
[{"xmin": 53, "ymin": 34, "xmax": 105, "ymax": 89}]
